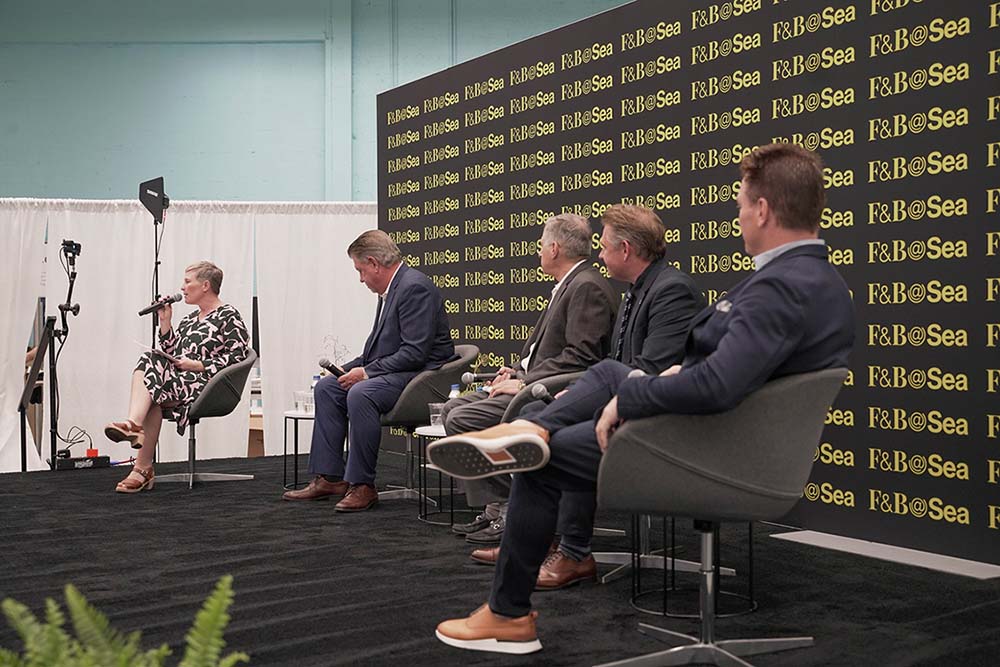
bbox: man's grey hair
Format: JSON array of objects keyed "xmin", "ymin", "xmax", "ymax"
[
  {"xmin": 346, "ymin": 229, "xmax": 402, "ymax": 267},
  {"xmin": 543, "ymin": 213, "xmax": 592, "ymax": 261}
]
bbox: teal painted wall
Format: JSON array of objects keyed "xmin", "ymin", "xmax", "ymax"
[{"xmin": 0, "ymin": 0, "xmax": 629, "ymax": 201}]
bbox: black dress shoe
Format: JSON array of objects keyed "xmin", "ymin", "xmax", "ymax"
[
  {"xmin": 466, "ymin": 516, "xmax": 505, "ymax": 544},
  {"xmin": 452, "ymin": 509, "xmax": 497, "ymax": 535}
]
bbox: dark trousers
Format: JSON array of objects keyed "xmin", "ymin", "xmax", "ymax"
[
  {"xmin": 307, "ymin": 372, "xmax": 411, "ymax": 486},
  {"xmin": 489, "ymin": 359, "xmax": 631, "ymax": 617},
  {"xmin": 519, "ymin": 401, "xmax": 597, "ymax": 558}
]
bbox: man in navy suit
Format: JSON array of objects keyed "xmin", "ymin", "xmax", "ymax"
[
  {"xmin": 428, "ymin": 143, "xmax": 855, "ymax": 654},
  {"xmin": 283, "ymin": 230, "xmax": 455, "ymax": 512}
]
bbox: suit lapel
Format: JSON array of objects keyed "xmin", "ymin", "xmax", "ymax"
[
  {"xmin": 528, "ymin": 263, "xmax": 581, "ymax": 353},
  {"xmin": 364, "ymin": 264, "xmax": 407, "ymax": 359}
]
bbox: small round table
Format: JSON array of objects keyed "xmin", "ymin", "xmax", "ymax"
[
  {"xmin": 283, "ymin": 410, "xmax": 314, "ymax": 490},
  {"xmin": 414, "ymin": 424, "xmax": 477, "ymax": 526}
]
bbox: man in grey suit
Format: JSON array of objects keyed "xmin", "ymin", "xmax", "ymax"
[
  {"xmin": 442, "ymin": 213, "xmax": 617, "ymax": 543},
  {"xmin": 468, "ymin": 205, "xmax": 705, "ymax": 589}
]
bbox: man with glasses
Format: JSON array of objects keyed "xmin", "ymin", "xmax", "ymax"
[{"xmin": 441, "ymin": 213, "xmax": 616, "ymax": 546}]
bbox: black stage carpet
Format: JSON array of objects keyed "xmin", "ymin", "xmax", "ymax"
[{"xmin": 1, "ymin": 454, "xmax": 998, "ymax": 666}]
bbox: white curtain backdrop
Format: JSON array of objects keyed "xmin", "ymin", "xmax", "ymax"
[
  {"xmin": 41, "ymin": 200, "xmax": 255, "ymax": 465},
  {"xmin": 0, "ymin": 200, "xmax": 47, "ymax": 472},
  {"xmin": 1, "ymin": 198, "xmax": 375, "ymax": 474},
  {"xmin": 255, "ymin": 202, "xmax": 376, "ymax": 457}
]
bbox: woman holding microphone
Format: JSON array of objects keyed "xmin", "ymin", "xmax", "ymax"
[{"xmin": 105, "ymin": 261, "xmax": 250, "ymax": 493}]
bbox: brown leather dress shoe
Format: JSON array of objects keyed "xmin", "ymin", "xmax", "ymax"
[
  {"xmin": 436, "ymin": 604, "xmax": 541, "ymax": 654},
  {"xmin": 282, "ymin": 476, "xmax": 349, "ymax": 501},
  {"xmin": 535, "ymin": 551, "xmax": 597, "ymax": 590},
  {"xmin": 334, "ymin": 484, "xmax": 379, "ymax": 512},
  {"xmin": 470, "ymin": 545, "xmax": 500, "ymax": 565},
  {"xmin": 469, "ymin": 538, "xmax": 559, "ymax": 566}
]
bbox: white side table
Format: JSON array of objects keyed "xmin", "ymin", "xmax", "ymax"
[{"xmin": 414, "ymin": 423, "xmax": 476, "ymax": 526}]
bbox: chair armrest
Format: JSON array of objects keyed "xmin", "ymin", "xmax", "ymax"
[{"xmin": 501, "ymin": 371, "xmax": 585, "ymax": 422}]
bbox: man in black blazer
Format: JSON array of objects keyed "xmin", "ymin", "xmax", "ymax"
[
  {"xmin": 469, "ymin": 205, "xmax": 705, "ymax": 588},
  {"xmin": 429, "ymin": 144, "xmax": 855, "ymax": 654},
  {"xmin": 442, "ymin": 213, "xmax": 617, "ymax": 541},
  {"xmin": 283, "ymin": 230, "xmax": 455, "ymax": 511}
]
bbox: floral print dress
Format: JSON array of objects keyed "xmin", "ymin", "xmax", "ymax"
[{"xmin": 134, "ymin": 304, "xmax": 250, "ymax": 433}]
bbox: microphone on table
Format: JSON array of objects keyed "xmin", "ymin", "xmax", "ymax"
[
  {"xmin": 530, "ymin": 383, "xmax": 555, "ymax": 404},
  {"xmin": 138, "ymin": 293, "xmax": 182, "ymax": 316},
  {"xmin": 461, "ymin": 371, "xmax": 497, "ymax": 385}
]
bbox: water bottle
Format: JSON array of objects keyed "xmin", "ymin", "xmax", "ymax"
[{"xmin": 448, "ymin": 383, "xmax": 460, "ymax": 400}]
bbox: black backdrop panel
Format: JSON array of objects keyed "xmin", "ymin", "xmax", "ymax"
[{"xmin": 377, "ymin": 0, "xmax": 1000, "ymax": 565}]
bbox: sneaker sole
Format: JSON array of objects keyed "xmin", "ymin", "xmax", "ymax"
[
  {"xmin": 426, "ymin": 434, "xmax": 549, "ymax": 480},
  {"xmin": 435, "ymin": 630, "xmax": 542, "ymax": 654}
]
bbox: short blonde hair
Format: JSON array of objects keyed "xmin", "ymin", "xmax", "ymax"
[{"xmin": 185, "ymin": 261, "xmax": 224, "ymax": 295}]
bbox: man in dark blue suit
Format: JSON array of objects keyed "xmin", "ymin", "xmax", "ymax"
[
  {"xmin": 283, "ymin": 230, "xmax": 455, "ymax": 511},
  {"xmin": 428, "ymin": 143, "xmax": 856, "ymax": 654}
]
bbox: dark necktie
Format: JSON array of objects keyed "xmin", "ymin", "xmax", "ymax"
[
  {"xmin": 614, "ymin": 290, "xmax": 635, "ymax": 362},
  {"xmin": 374, "ymin": 296, "xmax": 384, "ymax": 329},
  {"xmin": 363, "ymin": 297, "xmax": 385, "ymax": 362}
]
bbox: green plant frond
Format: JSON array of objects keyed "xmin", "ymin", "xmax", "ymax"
[
  {"xmin": 64, "ymin": 584, "xmax": 124, "ymax": 658},
  {"xmin": 0, "ymin": 647, "xmax": 25, "ymax": 667},
  {"xmin": 23, "ymin": 622, "xmax": 71, "ymax": 667},
  {"xmin": 1, "ymin": 599, "xmax": 42, "ymax": 644},
  {"xmin": 140, "ymin": 643, "xmax": 172, "ymax": 667},
  {"xmin": 179, "ymin": 576, "xmax": 237, "ymax": 667},
  {"xmin": 217, "ymin": 651, "xmax": 250, "ymax": 667},
  {"xmin": 2, "ymin": 579, "xmax": 246, "ymax": 667},
  {"xmin": 42, "ymin": 600, "xmax": 65, "ymax": 630}
]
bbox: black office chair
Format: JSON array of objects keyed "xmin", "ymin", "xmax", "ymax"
[
  {"xmin": 594, "ymin": 368, "xmax": 848, "ymax": 667},
  {"xmin": 378, "ymin": 344, "xmax": 479, "ymax": 504},
  {"xmin": 157, "ymin": 349, "xmax": 258, "ymax": 490}
]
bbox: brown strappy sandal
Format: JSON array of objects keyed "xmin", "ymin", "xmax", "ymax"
[
  {"xmin": 104, "ymin": 420, "xmax": 145, "ymax": 449},
  {"xmin": 115, "ymin": 466, "xmax": 154, "ymax": 494}
]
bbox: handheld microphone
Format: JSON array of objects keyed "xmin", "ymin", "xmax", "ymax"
[
  {"xmin": 461, "ymin": 371, "xmax": 497, "ymax": 385},
  {"xmin": 138, "ymin": 293, "xmax": 182, "ymax": 317},
  {"xmin": 318, "ymin": 358, "xmax": 345, "ymax": 378},
  {"xmin": 530, "ymin": 383, "xmax": 555, "ymax": 404}
]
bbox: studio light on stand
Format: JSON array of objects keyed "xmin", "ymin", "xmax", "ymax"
[{"xmin": 139, "ymin": 177, "xmax": 170, "ymax": 347}]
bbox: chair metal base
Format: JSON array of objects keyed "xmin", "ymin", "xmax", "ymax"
[
  {"xmin": 595, "ymin": 516, "xmax": 734, "ymax": 584},
  {"xmin": 594, "ymin": 552, "xmax": 714, "ymax": 583},
  {"xmin": 157, "ymin": 472, "xmax": 254, "ymax": 490},
  {"xmin": 594, "ymin": 623, "xmax": 813, "ymax": 666},
  {"xmin": 378, "ymin": 431, "xmax": 439, "ymax": 508},
  {"xmin": 378, "ymin": 485, "xmax": 438, "ymax": 505}
]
